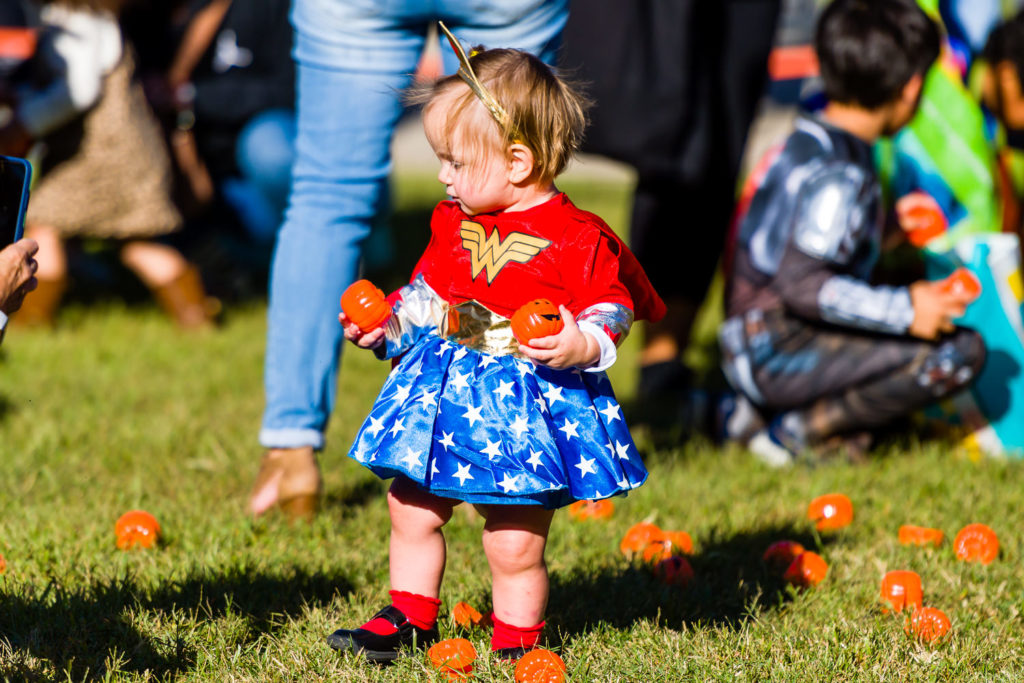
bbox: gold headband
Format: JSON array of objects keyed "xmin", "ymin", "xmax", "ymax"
[{"xmin": 437, "ymin": 21, "xmax": 522, "ymax": 141}]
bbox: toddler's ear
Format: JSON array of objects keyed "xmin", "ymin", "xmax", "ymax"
[{"xmin": 507, "ymin": 143, "xmax": 536, "ymax": 184}]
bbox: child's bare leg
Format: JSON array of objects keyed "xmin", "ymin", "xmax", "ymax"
[
  {"xmin": 326, "ymin": 476, "xmax": 454, "ymax": 659},
  {"xmin": 482, "ymin": 504, "xmax": 554, "ymax": 627},
  {"xmin": 119, "ymin": 240, "xmax": 189, "ymax": 288},
  {"xmin": 388, "ymin": 476, "xmax": 456, "ymax": 597}
]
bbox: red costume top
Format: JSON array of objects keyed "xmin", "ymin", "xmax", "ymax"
[{"xmin": 408, "ymin": 194, "xmax": 666, "ymax": 325}]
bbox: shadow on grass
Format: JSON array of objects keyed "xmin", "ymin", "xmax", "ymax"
[
  {"xmin": 0, "ymin": 566, "xmax": 352, "ymax": 681},
  {"xmin": 548, "ymin": 524, "xmax": 833, "ymax": 641},
  {"xmin": 324, "ymin": 477, "xmax": 388, "ymax": 511}
]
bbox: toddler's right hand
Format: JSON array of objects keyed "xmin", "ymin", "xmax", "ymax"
[
  {"xmin": 908, "ymin": 279, "xmax": 973, "ymax": 340},
  {"xmin": 339, "ymin": 311, "xmax": 386, "ymax": 349}
]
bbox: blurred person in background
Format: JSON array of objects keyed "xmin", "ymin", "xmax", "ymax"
[
  {"xmin": 155, "ymin": 0, "xmax": 294, "ymax": 252},
  {"xmin": 0, "ymin": 0, "xmax": 218, "ymax": 328},
  {"xmin": 559, "ymin": 0, "xmax": 781, "ymax": 436},
  {"xmin": 721, "ymin": 0, "xmax": 984, "ymax": 466},
  {"xmin": 248, "ymin": 0, "xmax": 568, "ymax": 521}
]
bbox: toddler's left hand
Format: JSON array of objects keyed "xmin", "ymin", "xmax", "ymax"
[{"xmin": 518, "ymin": 305, "xmax": 600, "ymax": 370}]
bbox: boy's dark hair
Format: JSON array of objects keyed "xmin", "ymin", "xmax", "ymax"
[
  {"xmin": 816, "ymin": 0, "xmax": 940, "ymax": 109},
  {"xmin": 984, "ymin": 10, "xmax": 1024, "ymax": 83}
]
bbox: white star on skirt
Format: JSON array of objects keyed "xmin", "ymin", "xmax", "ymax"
[
  {"xmin": 509, "ymin": 414, "xmax": 530, "ymax": 438},
  {"xmin": 558, "ymin": 419, "xmax": 580, "ymax": 440},
  {"xmin": 575, "ymin": 455, "xmax": 597, "ymax": 477},
  {"xmin": 400, "ymin": 447, "xmax": 422, "ymax": 468},
  {"xmin": 453, "ymin": 462, "xmax": 474, "ymax": 485},
  {"xmin": 498, "ymin": 473, "xmax": 520, "ymax": 493},
  {"xmin": 482, "ymin": 439, "xmax": 504, "ymax": 461},
  {"xmin": 463, "ymin": 404, "xmax": 484, "ymax": 426},
  {"xmin": 365, "ymin": 415, "xmax": 386, "ymax": 437}
]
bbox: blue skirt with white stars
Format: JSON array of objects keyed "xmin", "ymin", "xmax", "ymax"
[{"xmin": 347, "ymin": 334, "xmax": 648, "ymax": 508}]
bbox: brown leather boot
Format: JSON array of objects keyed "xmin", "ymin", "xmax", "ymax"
[
  {"xmin": 14, "ymin": 275, "xmax": 66, "ymax": 327},
  {"xmin": 150, "ymin": 265, "xmax": 221, "ymax": 329},
  {"xmin": 248, "ymin": 446, "xmax": 323, "ymax": 521}
]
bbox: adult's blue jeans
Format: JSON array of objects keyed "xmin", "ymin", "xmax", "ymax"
[{"xmin": 260, "ymin": 0, "xmax": 568, "ymax": 449}]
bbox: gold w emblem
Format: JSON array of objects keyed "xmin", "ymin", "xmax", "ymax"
[{"xmin": 460, "ymin": 220, "xmax": 550, "ymax": 284}]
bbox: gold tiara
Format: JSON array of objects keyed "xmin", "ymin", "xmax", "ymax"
[{"xmin": 437, "ymin": 21, "xmax": 522, "ymax": 141}]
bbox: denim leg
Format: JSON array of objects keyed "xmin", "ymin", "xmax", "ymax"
[{"xmin": 260, "ymin": 9, "xmax": 425, "ymax": 449}]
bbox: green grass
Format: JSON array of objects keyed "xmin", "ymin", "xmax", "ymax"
[{"xmin": 1, "ymin": 174, "xmax": 1023, "ymax": 681}]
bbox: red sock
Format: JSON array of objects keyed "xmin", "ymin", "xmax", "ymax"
[
  {"xmin": 491, "ymin": 615, "xmax": 545, "ymax": 651},
  {"xmin": 390, "ymin": 590, "xmax": 441, "ymax": 630},
  {"xmin": 358, "ymin": 590, "xmax": 441, "ymax": 635}
]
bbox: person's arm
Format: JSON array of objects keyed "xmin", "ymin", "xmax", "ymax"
[
  {"xmin": 166, "ymin": 0, "xmax": 232, "ymax": 91},
  {"xmin": 773, "ymin": 162, "xmax": 917, "ymax": 335},
  {"xmin": 0, "ymin": 238, "xmax": 39, "ymax": 343},
  {"xmin": 519, "ymin": 223, "xmax": 636, "ymax": 371}
]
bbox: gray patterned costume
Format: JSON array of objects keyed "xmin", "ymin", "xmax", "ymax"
[{"xmin": 720, "ymin": 113, "xmax": 984, "ymax": 445}]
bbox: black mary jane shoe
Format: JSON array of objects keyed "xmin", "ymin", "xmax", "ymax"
[
  {"xmin": 492, "ymin": 646, "xmax": 531, "ymax": 661},
  {"xmin": 326, "ymin": 604, "xmax": 439, "ymax": 663}
]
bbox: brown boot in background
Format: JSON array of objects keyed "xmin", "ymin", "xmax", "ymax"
[
  {"xmin": 14, "ymin": 275, "xmax": 66, "ymax": 327},
  {"xmin": 151, "ymin": 265, "xmax": 221, "ymax": 329},
  {"xmin": 248, "ymin": 446, "xmax": 323, "ymax": 521}
]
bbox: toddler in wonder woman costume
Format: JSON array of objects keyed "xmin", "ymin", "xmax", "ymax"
[{"xmin": 327, "ymin": 24, "xmax": 665, "ymax": 663}]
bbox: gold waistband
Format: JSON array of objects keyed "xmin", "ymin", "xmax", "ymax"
[{"xmin": 443, "ymin": 300, "xmax": 523, "ymax": 358}]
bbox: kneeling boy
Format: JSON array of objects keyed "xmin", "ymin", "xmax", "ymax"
[{"xmin": 720, "ymin": 0, "xmax": 985, "ymax": 465}]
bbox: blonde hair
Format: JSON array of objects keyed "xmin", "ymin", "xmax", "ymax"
[{"xmin": 411, "ymin": 47, "xmax": 590, "ymax": 184}]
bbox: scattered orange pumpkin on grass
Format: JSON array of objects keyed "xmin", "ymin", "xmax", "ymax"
[
  {"xmin": 114, "ymin": 510, "xmax": 161, "ymax": 550},
  {"xmin": 427, "ymin": 637, "xmax": 477, "ymax": 679},
  {"xmin": 783, "ymin": 551, "xmax": 828, "ymax": 588},
  {"xmin": 641, "ymin": 539, "xmax": 673, "ymax": 564},
  {"xmin": 638, "ymin": 531, "xmax": 693, "ymax": 563},
  {"xmin": 905, "ymin": 606, "xmax": 951, "ymax": 643},
  {"xmin": 514, "ymin": 648, "xmax": 566, "ymax": 683},
  {"xmin": 511, "ymin": 299, "xmax": 565, "ymax": 346},
  {"xmin": 953, "ymin": 523, "xmax": 999, "ymax": 565},
  {"xmin": 880, "ymin": 570, "xmax": 923, "ymax": 613},
  {"xmin": 0, "ymin": 554, "xmax": 6, "ymax": 575},
  {"xmin": 340, "ymin": 279, "xmax": 392, "ymax": 333},
  {"xmin": 619, "ymin": 522, "xmax": 664, "ymax": 559},
  {"xmin": 662, "ymin": 530, "xmax": 694, "ymax": 555},
  {"xmin": 807, "ymin": 493, "xmax": 854, "ymax": 531},
  {"xmin": 762, "ymin": 540, "xmax": 805, "ymax": 572},
  {"xmin": 451, "ymin": 601, "xmax": 487, "ymax": 629},
  {"xmin": 567, "ymin": 499, "xmax": 614, "ymax": 521},
  {"xmin": 898, "ymin": 525, "xmax": 944, "ymax": 547},
  {"xmin": 654, "ymin": 555, "xmax": 694, "ymax": 587}
]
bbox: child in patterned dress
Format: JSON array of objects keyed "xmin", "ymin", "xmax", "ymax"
[{"xmin": 326, "ymin": 27, "xmax": 665, "ymax": 663}]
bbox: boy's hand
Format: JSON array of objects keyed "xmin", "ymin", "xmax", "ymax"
[
  {"xmin": 517, "ymin": 305, "xmax": 600, "ymax": 370},
  {"xmin": 339, "ymin": 311, "xmax": 385, "ymax": 349},
  {"xmin": 908, "ymin": 280, "xmax": 972, "ymax": 340}
]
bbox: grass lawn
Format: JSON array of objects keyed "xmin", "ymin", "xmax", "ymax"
[{"xmin": 0, "ymin": 173, "xmax": 1022, "ymax": 681}]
